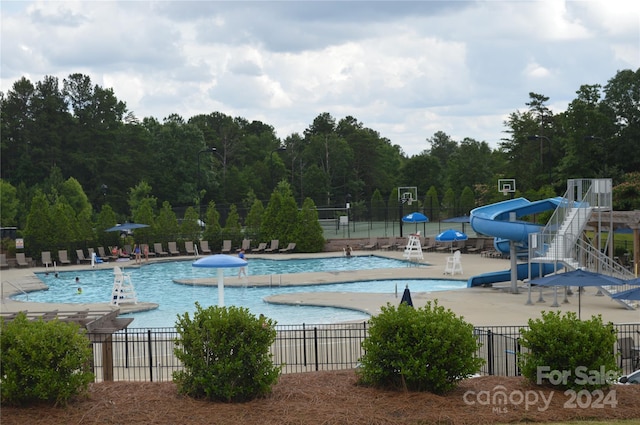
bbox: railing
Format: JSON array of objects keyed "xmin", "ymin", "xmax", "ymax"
[{"xmin": 85, "ymin": 322, "xmax": 640, "ymax": 383}]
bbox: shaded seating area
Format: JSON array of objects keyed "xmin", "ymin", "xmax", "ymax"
[
  {"xmin": 154, "ymin": 243, "xmax": 169, "ymax": 257},
  {"xmin": 0, "ymin": 253, "xmax": 9, "ymax": 268},
  {"xmin": 184, "ymin": 241, "xmax": 196, "ymax": 255},
  {"xmin": 199, "ymin": 240, "xmax": 211, "ymax": 255},
  {"xmin": 58, "ymin": 249, "xmax": 71, "ymax": 266},
  {"xmin": 279, "ymin": 242, "xmax": 296, "ymax": 253},
  {"xmin": 264, "ymin": 240, "xmax": 279, "ymax": 253},
  {"xmin": 167, "ymin": 242, "xmax": 180, "ymax": 256},
  {"xmin": 251, "ymin": 242, "xmax": 267, "ymax": 253},
  {"xmin": 221, "ymin": 240, "xmax": 232, "ymax": 254}
]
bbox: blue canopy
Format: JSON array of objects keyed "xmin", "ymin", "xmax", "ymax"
[
  {"xmin": 612, "ymin": 286, "xmax": 640, "ymax": 301},
  {"xmin": 436, "ymin": 229, "xmax": 468, "ymax": 242},
  {"xmin": 402, "ymin": 212, "xmax": 429, "ymax": 223},
  {"xmin": 193, "ymin": 254, "xmax": 247, "ymax": 268},
  {"xmin": 529, "ymin": 269, "xmax": 626, "ymax": 288},
  {"xmin": 105, "ymin": 222, "xmax": 149, "ymax": 232}
]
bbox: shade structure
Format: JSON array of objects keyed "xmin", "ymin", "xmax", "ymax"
[
  {"xmin": 402, "ymin": 212, "xmax": 429, "ymax": 233},
  {"xmin": 193, "ymin": 254, "xmax": 248, "ymax": 307},
  {"xmin": 400, "ymin": 285, "xmax": 413, "ymax": 307},
  {"xmin": 402, "ymin": 212, "xmax": 429, "ymax": 223},
  {"xmin": 435, "ymin": 229, "xmax": 468, "ymax": 242},
  {"xmin": 442, "ymin": 216, "xmax": 470, "ymax": 233},
  {"xmin": 612, "ymin": 286, "xmax": 640, "ymax": 301},
  {"xmin": 105, "ymin": 222, "xmax": 149, "ymax": 232},
  {"xmin": 529, "ymin": 269, "xmax": 626, "ymax": 319}
]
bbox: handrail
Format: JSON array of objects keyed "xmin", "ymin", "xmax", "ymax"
[{"xmin": 1, "ymin": 280, "xmax": 29, "ymax": 301}]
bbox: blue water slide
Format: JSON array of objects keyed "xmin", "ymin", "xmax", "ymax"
[
  {"xmin": 467, "ymin": 197, "xmax": 563, "ymax": 287},
  {"xmin": 467, "ymin": 263, "xmax": 561, "ymax": 287}
]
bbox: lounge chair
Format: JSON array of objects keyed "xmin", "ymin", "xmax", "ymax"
[
  {"xmin": 363, "ymin": 237, "xmax": 377, "ymax": 250},
  {"xmin": 167, "ymin": 241, "xmax": 180, "ymax": 256},
  {"xmin": 199, "ymin": 240, "xmax": 211, "ymax": 255},
  {"xmin": 143, "ymin": 244, "xmax": 156, "ymax": 258},
  {"xmin": 421, "ymin": 237, "xmax": 437, "ymax": 252},
  {"xmin": 466, "ymin": 238, "xmax": 485, "ymax": 254},
  {"xmin": 185, "ymin": 241, "xmax": 196, "ymax": 255},
  {"xmin": 76, "ymin": 249, "xmax": 92, "ymax": 264},
  {"xmin": 380, "ymin": 237, "xmax": 397, "ymax": 250},
  {"xmin": 97, "ymin": 246, "xmax": 114, "ymax": 261},
  {"xmin": 41, "ymin": 251, "xmax": 52, "ymax": 267},
  {"xmin": 236, "ymin": 239, "xmax": 252, "ymax": 253},
  {"xmin": 264, "ymin": 240, "xmax": 279, "ymax": 253},
  {"xmin": 154, "ymin": 243, "xmax": 169, "ymax": 257},
  {"xmin": 0, "ymin": 253, "xmax": 9, "ymax": 268},
  {"xmin": 251, "ymin": 242, "xmax": 267, "ymax": 253},
  {"xmin": 221, "ymin": 240, "xmax": 232, "ymax": 254},
  {"xmin": 279, "ymin": 242, "xmax": 296, "ymax": 253},
  {"xmin": 16, "ymin": 253, "xmax": 29, "ymax": 267},
  {"xmin": 58, "ymin": 250, "xmax": 72, "ymax": 265}
]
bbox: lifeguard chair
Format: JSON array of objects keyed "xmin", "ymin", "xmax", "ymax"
[
  {"xmin": 403, "ymin": 232, "xmax": 424, "ymax": 262},
  {"xmin": 110, "ymin": 266, "xmax": 137, "ymax": 306}
]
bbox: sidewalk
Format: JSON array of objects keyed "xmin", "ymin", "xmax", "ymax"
[{"xmin": 1, "ymin": 249, "xmax": 638, "ymax": 326}]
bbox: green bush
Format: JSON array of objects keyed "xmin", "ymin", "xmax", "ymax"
[
  {"xmin": 518, "ymin": 311, "xmax": 619, "ymax": 391},
  {"xmin": 0, "ymin": 313, "xmax": 94, "ymax": 406},
  {"xmin": 357, "ymin": 301, "xmax": 484, "ymax": 394},
  {"xmin": 173, "ymin": 303, "xmax": 281, "ymax": 402}
]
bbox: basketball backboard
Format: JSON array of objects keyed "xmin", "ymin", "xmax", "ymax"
[
  {"xmin": 397, "ymin": 186, "xmax": 418, "ymax": 205},
  {"xmin": 498, "ymin": 179, "xmax": 516, "ymax": 196}
]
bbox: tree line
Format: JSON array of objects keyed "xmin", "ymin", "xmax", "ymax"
[{"xmin": 1, "ymin": 69, "xmax": 639, "ymax": 236}]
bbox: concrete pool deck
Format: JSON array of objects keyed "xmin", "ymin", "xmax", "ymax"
[{"xmin": 1, "ymin": 250, "xmax": 638, "ymax": 327}]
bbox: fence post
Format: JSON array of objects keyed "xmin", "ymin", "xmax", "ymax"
[
  {"xmin": 487, "ymin": 330, "xmax": 494, "ymax": 376},
  {"xmin": 303, "ymin": 323, "xmax": 307, "ymax": 366},
  {"xmin": 314, "ymin": 327, "xmax": 319, "ymax": 371},
  {"xmin": 147, "ymin": 329, "xmax": 153, "ymax": 382}
]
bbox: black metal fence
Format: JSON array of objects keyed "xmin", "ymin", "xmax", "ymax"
[{"xmin": 86, "ymin": 322, "xmax": 640, "ymax": 383}]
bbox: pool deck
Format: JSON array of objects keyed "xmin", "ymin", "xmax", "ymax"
[{"xmin": 1, "ymin": 250, "xmax": 638, "ymax": 327}]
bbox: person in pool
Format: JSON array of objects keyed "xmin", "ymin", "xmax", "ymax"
[
  {"xmin": 76, "ymin": 287, "xmax": 82, "ymax": 295},
  {"xmin": 238, "ymin": 249, "xmax": 247, "ymax": 278}
]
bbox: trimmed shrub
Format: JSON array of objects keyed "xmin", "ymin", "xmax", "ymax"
[
  {"xmin": 173, "ymin": 303, "xmax": 281, "ymax": 402},
  {"xmin": 0, "ymin": 312, "xmax": 94, "ymax": 406},
  {"xmin": 518, "ymin": 311, "xmax": 619, "ymax": 391},
  {"xmin": 357, "ymin": 301, "xmax": 484, "ymax": 394}
]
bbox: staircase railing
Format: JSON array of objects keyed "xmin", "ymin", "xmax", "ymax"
[{"xmin": 534, "ymin": 179, "xmax": 611, "ymax": 263}]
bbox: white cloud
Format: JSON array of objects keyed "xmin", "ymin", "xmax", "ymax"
[{"xmin": 1, "ymin": 0, "xmax": 638, "ymax": 156}]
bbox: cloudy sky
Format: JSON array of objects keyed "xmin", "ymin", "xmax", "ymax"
[{"xmin": 2, "ymin": 1, "xmax": 639, "ymax": 156}]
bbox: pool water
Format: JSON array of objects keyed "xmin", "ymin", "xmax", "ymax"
[{"xmin": 16, "ymin": 256, "xmax": 465, "ymax": 328}]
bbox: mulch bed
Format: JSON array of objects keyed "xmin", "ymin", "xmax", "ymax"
[{"xmin": 3, "ymin": 370, "xmax": 640, "ymax": 425}]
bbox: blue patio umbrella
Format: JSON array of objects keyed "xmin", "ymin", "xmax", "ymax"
[
  {"xmin": 529, "ymin": 269, "xmax": 626, "ymax": 319},
  {"xmin": 193, "ymin": 254, "xmax": 248, "ymax": 307},
  {"xmin": 436, "ymin": 229, "xmax": 468, "ymax": 242},
  {"xmin": 402, "ymin": 212, "xmax": 429, "ymax": 233},
  {"xmin": 105, "ymin": 222, "xmax": 149, "ymax": 232}
]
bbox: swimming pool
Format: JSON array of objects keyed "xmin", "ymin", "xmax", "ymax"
[{"xmin": 15, "ymin": 256, "xmax": 465, "ymax": 327}]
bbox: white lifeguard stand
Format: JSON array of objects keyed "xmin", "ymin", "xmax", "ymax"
[
  {"xmin": 403, "ymin": 232, "xmax": 424, "ymax": 262},
  {"xmin": 110, "ymin": 266, "xmax": 137, "ymax": 306}
]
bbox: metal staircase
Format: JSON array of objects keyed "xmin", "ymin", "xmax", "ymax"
[{"xmin": 528, "ymin": 179, "xmax": 636, "ymax": 310}]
